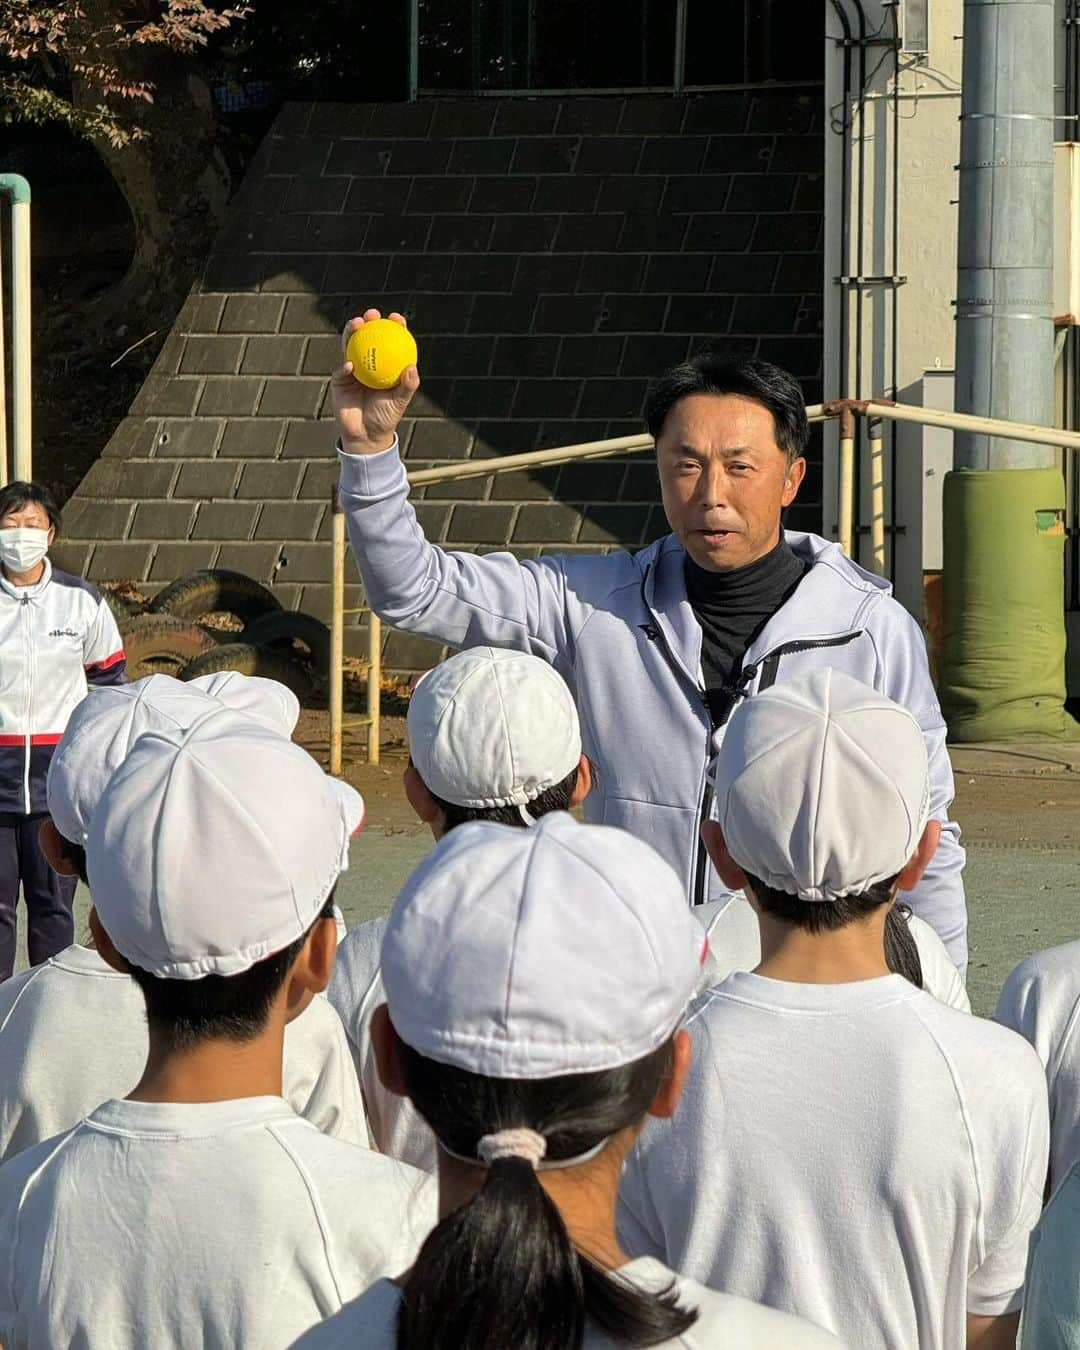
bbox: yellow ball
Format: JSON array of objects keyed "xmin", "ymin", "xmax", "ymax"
[{"xmin": 346, "ymin": 319, "xmax": 418, "ymax": 390}]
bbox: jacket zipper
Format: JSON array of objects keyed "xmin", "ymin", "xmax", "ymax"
[
  {"xmin": 755, "ymin": 631, "xmax": 863, "ymax": 693},
  {"xmin": 692, "ymin": 634, "xmax": 863, "ymax": 906},
  {"xmin": 21, "ymin": 596, "xmax": 32, "ymax": 814}
]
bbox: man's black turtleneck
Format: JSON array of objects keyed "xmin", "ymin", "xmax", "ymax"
[{"xmin": 684, "ymin": 537, "xmax": 808, "ymax": 728}]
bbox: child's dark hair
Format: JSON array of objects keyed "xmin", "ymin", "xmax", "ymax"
[
  {"xmin": 60, "ymin": 838, "xmax": 89, "ymax": 888},
  {"xmin": 0, "ymin": 481, "xmax": 61, "ymax": 533},
  {"xmin": 746, "ymin": 872, "xmax": 923, "ymax": 988},
  {"xmin": 394, "ymin": 1036, "xmax": 696, "ymax": 1350},
  {"xmin": 127, "ymin": 895, "xmax": 337, "ymax": 1052},
  {"xmin": 431, "ymin": 763, "xmax": 579, "ymax": 832}
]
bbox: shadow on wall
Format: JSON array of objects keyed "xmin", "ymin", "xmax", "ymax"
[{"xmin": 55, "ymin": 91, "xmax": 826, "ymax": 669}]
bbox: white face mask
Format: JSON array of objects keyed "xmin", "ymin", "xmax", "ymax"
[{"xmin": 0, "ymin": 527, "xmax": 50, "ymax": 574}]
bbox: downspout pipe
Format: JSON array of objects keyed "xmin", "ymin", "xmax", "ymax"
[
  {"xmin": 0, "ymin": 175, "xmax": 32, "ymax": 484},
  {"xmin": 943, "ymin": 3, "xmax": 1074, "ymax": 740},
  {"xmin": 954, "ymin": 0, "xmax": 1055, "ymax": 468}
]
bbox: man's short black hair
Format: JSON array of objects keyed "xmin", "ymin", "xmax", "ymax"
[
  {"xmin": 431, "ymin": 764, "xmax": 579, "ymax": 831},
  {"xmin": 0, "ymin": 481, "xmax": 61, "ymax": 533},
  {"xmin": 644, "ymin": 353, "xmax": 809, "ymax": 467},
  {"xmin": 126, "ymin": 895, "xmax": 336, "ymax": 1053},
  {"xmin": 744, "ymin": 872, "xmax": 898, "ymax": 933}
]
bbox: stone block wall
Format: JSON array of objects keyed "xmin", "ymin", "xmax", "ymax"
[{"xmin": 56, "ymin": 91, "xmax": 825, "ymax": 669}]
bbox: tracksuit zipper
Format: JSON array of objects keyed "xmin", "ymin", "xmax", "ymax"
[
  {"xmin": 643, "ymin": 560, "xmax": 866, "ymax": 906},
  {"xmin": 21, "ymin": 596, "xmax": 32, "ymax": 814},
  {"xmin": 690, "ymin": 632, "xmax": 864, "ymax": 903}
]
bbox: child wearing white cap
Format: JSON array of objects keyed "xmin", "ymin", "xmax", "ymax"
[
  {"xmin": 0, "ymin": 674, "xmax": 367, "ymax": 1162},
  {"xmin": 619, "ymin": 669, "xmax": 1049, "ymax": 1350},
  {"xmin": 994, "ymin": 939, "xmax": 1080, "ymax": 1192},
  {"xmin": 328, "ymin": 645, "xmax": 592, "ymax": 1168},
  {"xmin": 0, "ymin": 706, "xmax": 433, "ymax": 1350},
  {"xmin": 294, "ymin": 812, "xmax": 843, "ymax": 1350}
]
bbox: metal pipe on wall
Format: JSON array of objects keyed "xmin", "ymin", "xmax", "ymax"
[{"xmin": 954, "ymin": 0, "xmax": 1056, "ymax": 468}]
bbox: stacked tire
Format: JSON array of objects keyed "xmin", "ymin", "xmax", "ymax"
[{"xmin": 118, "ymin": 570, "xmax": 330, "ymax": 702}]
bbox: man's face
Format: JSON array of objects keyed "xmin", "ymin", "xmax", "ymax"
[{"xmin": 657, "ymin": 393, "xmax": 806, "ymax": 572}]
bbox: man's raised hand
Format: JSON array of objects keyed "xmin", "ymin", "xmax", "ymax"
[{"xmin": 331, "ymin": 310, "xmax": 421, "ymax": 455}]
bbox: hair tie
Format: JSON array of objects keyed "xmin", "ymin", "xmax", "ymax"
[{"xmin": 476, "ymin": 1127, "xmax": 547, "ymax": 1169}]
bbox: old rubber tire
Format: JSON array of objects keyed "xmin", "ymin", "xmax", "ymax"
[
  {"xmin": 120, "ymin": 615, "xmax": 218, "ymax": 680},
  {"xmin": 179, "ymin": 642, "xmax": 312, "ymax": 701},
  {"xmin": 149, "ymin": 570, "xmax": 281, "ymax": 624},
  {"xmin": 241, "ymin": 610, "xmax": 331, "ymax": 672},
  {"xmin": 103, "ymin": 591, "xmax": 142, "ymax": 625}
]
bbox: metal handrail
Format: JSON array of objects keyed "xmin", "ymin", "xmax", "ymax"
[{"xmin": 328, "ymin": 397, "xmax": 1074, "ymax": 771}]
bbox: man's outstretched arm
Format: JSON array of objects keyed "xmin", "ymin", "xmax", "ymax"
[{"xmin": 335, "ymin": 311, "xmax": 577, "ymax": 661}]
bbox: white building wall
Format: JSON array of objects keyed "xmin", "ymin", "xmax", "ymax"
[{"xmin": 823, "ymin": 0, "xmax": 965, "ymax": 620}]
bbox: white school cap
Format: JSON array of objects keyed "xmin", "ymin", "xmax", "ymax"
[
  {"xmin": 47, "ymin": 673, "xmax": 298, "ymax": 846},
  {"xmin": 87, "ymin": 706, "xmax": 364, "ymax": 979},
  {"xmin": 381, "ymin": 812, "xmax": 706, "ymax": 1077},
  {"xmin": 711, "ymin": 668, "xmax": 930, "ymax": 902},
  {"xmin": 407, "ymin": 647, "xmax": 581, "ymax": 809},
  {"xmin": 186, "ymin": 671, "xmax": 300, "ymax": 735}
]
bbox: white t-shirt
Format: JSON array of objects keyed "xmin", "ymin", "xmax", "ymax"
[
  {"xmin": 0, "ymin": 944, "xmax": 369, "ymax": 1161},
  {"xmin": 994, "ymin": 939, "xmax": 1080, "ymax": 1190},
  {"xmin": 329, "ymin": 916, "xmax": 437, "ymax": 1170},
  {"xmin": 0, "ymin": 1095, "xmax": 434, "ymax": 1349},
  {"xmin": 694, "ymin": 896, "xmax": 970, "ymax": 1011},
  {"xmin": 288, "ymin": 1255, "xmax": 845, "ymax": 1348},
  {"xmin": 619, "ymin": 973, "xmax": 1048, "ymax": 1350},
  {"xmin": 1020, "ymin": 1159, "xmax": 1080, "ymax": 1349}
]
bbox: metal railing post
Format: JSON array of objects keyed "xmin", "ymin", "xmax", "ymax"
[
  {"xmin": 407, "ymin": 0, "xmax": 419, "ymax": 101},
  {"xmin": 329, "ymin": 488, "xmax": 345, "ymax": 777},
  {"xmin": 868, "ymin": 416, "xmax": 886, "ymax": 575},
  {"xmin": 367, "ymin": 613, "xmax": 381, "ymax": 765},
  {"xmin": 0, "ymin": 211, "xmax": 7, "ymax": 487},
  {"xmin": 673, "ymin": 0, "xmax": 688, "ymax": 94},
  {"xmin": 838, "ymin": 404, "xmax": 856, "ymax": 559},
  {"xmin": 0, "ymin": 175, "xmax": 32, "ymax": 482}
]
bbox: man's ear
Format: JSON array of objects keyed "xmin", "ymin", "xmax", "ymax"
[
  {"xmin": 896, "ymin": 818, "xmax": 942, "ymax": 893},
  {"xmin": 700, "ymin": 820, "xmax": 747, "ymax": 891},
  {"xmin": 88, "ymin": 907, "xmax": 129, "ymax": 973},
  {"xmin": 403, "ymin": 764, "xmax": 446, "ymax": 836},
  {"xmin": 781, "ymin": 455, "xmax": 807, "ymax": 507},
  {"xmin": 38, "ymin": 819, "xmax": 78, "ymax": 876},
  {"xmin": 371, "ymin": 1003, "xmax": 409, "ymax": 1098},
  {"xmin": 569, "ymin": 753, "xmax": 592, "ymax": 807},
  {"xmin": 648, "ymin": 1028, "xmax": 691, "ymax": 1120}
]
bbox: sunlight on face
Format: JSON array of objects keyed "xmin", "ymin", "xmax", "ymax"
[{"xmin": 656, "ymin": 394, "xmax": 805, "ymax": 572}]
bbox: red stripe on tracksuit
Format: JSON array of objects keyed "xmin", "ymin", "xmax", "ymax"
[
  {"xmin": 0, "ymin": 734, "xmax": 63, "ymax": 746},
  {"xmin": 85, "ymin": 648, "xmax": 125, "ymax": 672}
]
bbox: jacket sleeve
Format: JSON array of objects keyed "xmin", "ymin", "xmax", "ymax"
[
  {"xmin": 339, "ymin": 442, "xmax": 576, "ymax": 663},
  {"xmin": 83, "ymin": 597, "xmax": 126, "ymax": 686},
  {"xmin": 867, "ymin": 601, "xmax": 967, "ymax": 972}
]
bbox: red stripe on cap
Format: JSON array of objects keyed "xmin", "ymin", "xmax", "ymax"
[
  {"xmin": 0, "ymin": 733, "xmax": 63, "ymax": 746},
  {"xmin": 85, "ymin": 649, "xmax": 125, "ymax": 672}
]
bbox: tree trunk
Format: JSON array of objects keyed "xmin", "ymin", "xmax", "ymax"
[{"xmin": 71, "ymin": 48, "xmax": 232, "ymax": 331}]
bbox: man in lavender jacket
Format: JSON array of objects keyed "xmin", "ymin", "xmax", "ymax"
[{"xmin": 332, "ymin": 310, "xmax": 966, "ymax": 969}]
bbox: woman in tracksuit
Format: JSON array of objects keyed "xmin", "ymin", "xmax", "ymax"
[{"xmin": 0, "ymin": 482, "xmax": 125, "ymax": 979}]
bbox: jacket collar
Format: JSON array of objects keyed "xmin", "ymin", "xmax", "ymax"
[
  {"xmin": 639, "ymin": 530, "xmax": 890, "ymax": 677},
  {"xmin": 0, "ymin": 557, "xmax": 52, "ymax": 601}
]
